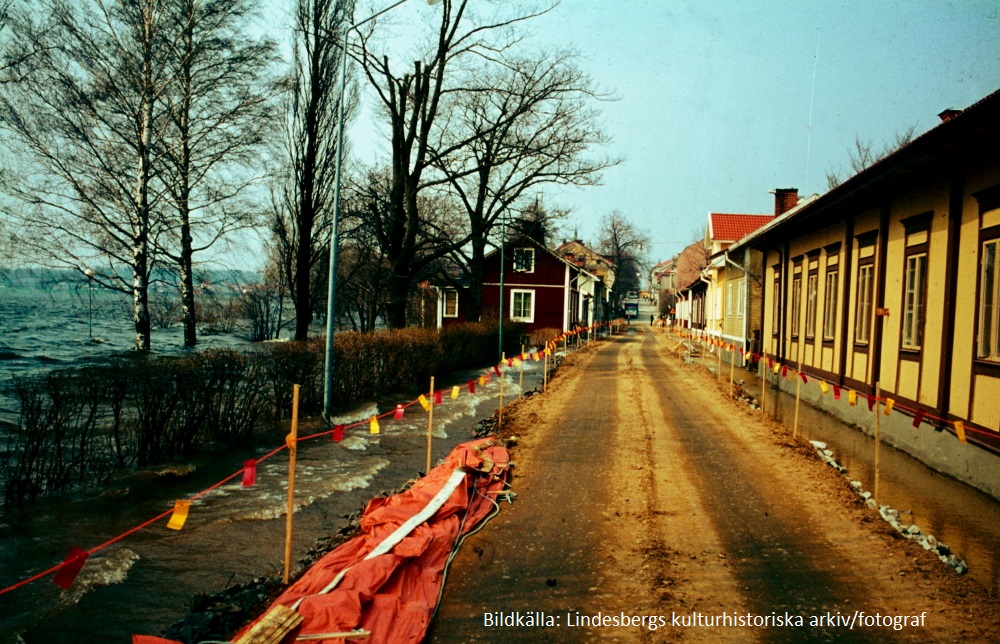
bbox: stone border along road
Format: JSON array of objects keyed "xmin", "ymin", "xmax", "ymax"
[{"xmin": 429, "ymin": 325, "xmax": 1000, "ymax": 642}]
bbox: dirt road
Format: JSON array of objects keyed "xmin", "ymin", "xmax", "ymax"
[{"xmin": 429, "ymin": 326, "xmax": 1000, "ymax": 642}]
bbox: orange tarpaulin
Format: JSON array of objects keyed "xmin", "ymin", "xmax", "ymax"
[{"xmin": 234, "ymin": 438, "xmax": 509, "ymax": 643}]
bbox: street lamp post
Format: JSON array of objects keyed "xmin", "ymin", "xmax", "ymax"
[{"xmin": 323, "ymin": 0, "xmax": 440, "ymax": 422}]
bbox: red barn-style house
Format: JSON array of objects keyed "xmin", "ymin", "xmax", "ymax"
[{"xmin": 437, "ymin": 235, "xmax": 605, "ymax": 334}]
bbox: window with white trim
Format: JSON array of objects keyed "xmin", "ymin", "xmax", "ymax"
[
  {"xmin": 737, "ymin": 280, "xmax": 744, "ymax": 319},
  {"xmin": 513, "ymin": 248, "xmax": 534, "ymax": 272},
  {"xmin": 805, "ymin": 272, "xmax": 818, "ymax": 339},
  {"xmin": 726, "ymin": 283, "xmax": 733, "ymax": 319},
  {"xmin": 902, "ymin": 253, "xmax": 927, "ymax": 350},
  {"xmin": 978, "ymin": 238, "xmax": 1000, "ymax": 360},
  {"xmin": 791, "ymin": 274, "xmax": 802, "ymax": 337},
  {"xmin": 510, "ymin": 289, "xmax": 535, "ymax": 322},
  {"xmin": 855, "ymin": 264, "xmax": 874, "ymax": 344},
  {"xmin": 443, "ymin": 290, "xmax": 458, "ymax": 318},
  {"xmin": 823, "ymin": 270, "xmax": 838, "ymax": 340}
]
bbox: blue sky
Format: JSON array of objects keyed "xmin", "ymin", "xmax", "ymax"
[
  {"xmin": 254, "ymin": 0, "xmax": 1000, "ymax": 268},
  {"xmin": 516, "ymin": 0, "xmax": 1000, "ymax": 261}
]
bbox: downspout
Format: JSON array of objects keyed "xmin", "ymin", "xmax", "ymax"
[
  {"xmin": 699, "ymin": 272, "xmax": 712, "ymax": 336},
  {"xmin": 871, "ymin": 203, "xmax": 890, "ymax": 387},
  {"xmin": 780, "ymin": 241, "xmax": 790, "ymax": 363},
  {"xmin": 837, "ymin": 219, "xmax": 854, "ymax": 387},
  {"xmin": 725, "ymin": 251, "xmax": 750, "ymax": 349},
  {"xmin": 938, "ymin": 171, "xmax": 964, "ymax": 416},
  {"xmin": 562, "ymin": 264, "xmax": 570, "ymax": 331}
]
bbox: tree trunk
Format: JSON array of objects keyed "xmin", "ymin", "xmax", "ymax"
[
  {"xmin": 465, "ymin": 238, "xmax": 486, "ymax": 322},
  {"xmin": 385, "ymin": 273, "xmax": 410, "ymax": 329}
]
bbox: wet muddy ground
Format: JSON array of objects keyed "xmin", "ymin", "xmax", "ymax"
[{"xmin": 432, "ymin": 326, "xmax": 1000, "ymax": 642}]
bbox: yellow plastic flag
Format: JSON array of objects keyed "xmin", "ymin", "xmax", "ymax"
[
  {"xmin": 166, "ymin": 500, "xmax": 191, "ymax": 531},
  {"xmin": 819, "ymin": 381, "xmax": 830, "ymax": 395},
  {"xmin": 773, "ymin": 363, "xmax": 780, "ymax": 374},
  {"xmin": 521, "ymin": 352, "xmax": 527, "ymax": 361},
  {"xmin": 418, "ymin": 394, "xmax": 431, "ymax": 411},
  {"xmin": 451, "ymin": 385, "xmax": 459, "ymax": 399},
  {"xmin": 479, "ymin": 375, "xmax": 486, "ymax": 386},
  {"xmin": 884, "ymin": 398, "xmax": 894, "ymax": 415},
  {"xmin": 370, "ymin": 415, "xmax": 380, "ymax": 435},
  {"xmin": 848, "ymin": 390, "xmax": 857, "ymax": 406},
  {"xmin": 545, "ymin": 347, "xmax": 552, "ymax": 356},
  {"xmin": 954, "ymin": 421, "xmax": 967, "ymax": 443},
  {"xmin": 285, "ymin": 433, "xmax": 296, "ymax": 450},
  {"xmin": 513, "ymin": 357, "xmax": 520, "ymax": 367}
]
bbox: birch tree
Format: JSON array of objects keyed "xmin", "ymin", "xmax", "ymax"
[
  {"xmin": 0, "ymin": 0, "xmax": 171, "ymax": 350},
  {"xmin": 159, "ymin": 0, "xmax": 282, "ymax": 346}
]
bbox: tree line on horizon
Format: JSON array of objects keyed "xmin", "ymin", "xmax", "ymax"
[{"xmin": 0, "ymin": 0, "xmax": 638, "ymax": 351}]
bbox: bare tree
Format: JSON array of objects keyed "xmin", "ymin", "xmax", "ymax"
[
  {"xmin": 272, "ymin": 0, "xmax": 355, "ymax": 341},
  {"xmin": 0, "ymin": 0, "xmax": 172, "ymax": 350},
  {"xmin": 826, "ymin": 124, "xmax": 918, "ymax": 190},
  {"xmin": 431, "ymin": 50, "xmax": 617, "ymax": 322},
  {"xmin": 158, "ymin": 0, "xmax": 282, "ymax": 346},
  {"xmin": 354, "ymin": 0, "xmax": 554, "ymax": 328},
  {"xmin": 597, "ymin": 210, "xmax": 650, "ymax": 306}
]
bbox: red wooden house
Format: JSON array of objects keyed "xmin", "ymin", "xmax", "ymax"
[{"xmin": 437, "ymin": 235, "xmax": 602, "ymax": 334}]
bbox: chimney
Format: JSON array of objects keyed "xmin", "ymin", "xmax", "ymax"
[
  {"xmin": 773, "ymin": 188, "xmax": 799, "ymax": 216},
  {"xmin": 938, "ymin": 108, "xmax": 962, "ymax": 123}
]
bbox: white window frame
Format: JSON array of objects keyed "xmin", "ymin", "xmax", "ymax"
[
  {"xmin": 737, "ymin": 280, "xmax": 744, "ymax": 319},
  {"xmin": 978, "ymin": 239, "xmax": 1000, "ymax": 360},
  {"xmin": 791, "ymin": 275, "xmax": 802, "ymax": 336},
  {"xmin": 513, "ymin": 248, "xmax": 535, "ymax": 273},
  {"xmin": 855, "ymin": 264, "xmax": 874, "ymax": 344},
  {"xmin": 726, "ymin": 283, "xmax": 733, "ymax": 319},
  {"xmin": 510, "ymin": 289, "xmax": 535, "ymax": 323},
  {"xmin": 805, "ymin": 272, "xmax": 818, "ymax": 339},
  {"xmin": 443, "ymin": 289, "xmax": 459, "ymax": 318},
  {"xmin": 902, "ymin": 253, "xmax": 927, "ymax": 350},
  {"xmin": 823, "ymin": 270, "xmax": 838, "ymax": 340}
]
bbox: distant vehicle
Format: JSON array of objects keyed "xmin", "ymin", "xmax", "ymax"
[
  {"xmin": 626, "ymin": 290, "xmax": 639, "ymax": 300},
  {"xmin": 624, "ymin": 301, "xmax": 639, "ymax": 319}
]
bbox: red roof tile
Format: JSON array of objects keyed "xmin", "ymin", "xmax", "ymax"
[{"xmin": 709, "ymin": 213, "xmax": 774, "ymax": 242}]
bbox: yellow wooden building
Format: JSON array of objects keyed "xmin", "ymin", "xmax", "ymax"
[{"xmin": 730, "ymin": 89, "xmax": 1000, "ymax": 498}]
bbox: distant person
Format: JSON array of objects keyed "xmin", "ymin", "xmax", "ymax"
[{"xmin": 650, "ymin": 314, "xmax": 654, "ymax": 326}]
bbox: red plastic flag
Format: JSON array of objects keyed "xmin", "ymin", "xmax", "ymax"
[
  {"xmin": 493, "ymin": 365, "xmax": 501, "ymax": 376},
  {"xmin": 52, "ymin": 546, "xmax": 89, "ymax": 590},
  {"xmin": 332, "ymin": 425, "xmax": 344, "ymax": 442},
  {"xmin": 434, "ymin": 390, "xmax": 442, "ymax": 405},
  {"xmin": 486, "ymin": 372, "xmax": 492, "ymax": 384},
  {"xmin": 394, "ymin": 404, "xmax": 404, "ymax": 419},
  {"xmin": 531, "ymin": 352, "xmax": 538, "ymax": 361},
  {"xmin": 242, "ymin": 460, "xmax": 256, "ymax": 487},
  {"xmin": 799, "ymin": 371, "xmax": 808, "ymax": 383},
  {"xmin": 866, "ymin": 395, "xmax": 876, "ymax": 411},
  {"xmin": 912, "ymin": 409, "xmax": 925, "ymax": 428},
  {"xmin": 833, "ymin": 385, "xmax": 841, "ymax": 400},
  {"xmin": 781, "ymin": 365, "xmax": 788, "ymax": 378},
  {"xmin": 768, "ymin": 358, "xmax": 774, "ymax": 369},
  {"xmin": 507, "ymin": 358, "xmax": 513, "ymax": 368},
  {"xmin": 468, "ymin": 379, "xmax": 476, "ymax": 394}
]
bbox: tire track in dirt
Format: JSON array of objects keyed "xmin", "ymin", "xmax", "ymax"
[
  {"xmin": 641, "ymin": 333, "xmax": 893, "ymax": 643},
  {"xmin": 431, "ymin": 340, "xmax": 650, "ymax": 642}
]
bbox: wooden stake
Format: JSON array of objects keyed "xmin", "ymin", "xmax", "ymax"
[
  {"xmin": 793, "ymin": 373, "xmax": 802, "ymax": 438},
  {"xmin": 761, "ymin": 350, "xmax": 767, "ymax": 416},
  {"xmin": 874, "ymin": 381, "xmax": 882, "ymax": 504},
  {"xmin": 426, "ymin": 376, "xmax": 434, "ymax": 475},
  {"xmin": 717, "ymin": 341, "xmax": 722, "ymax": 380},
  {"xmin": 543, "ymin": 351, "xmax": 548, "ymax": 392},
  {"xmin": 729, "ymin": 347, "xmax": 735, "ymax": 395},
  {"xmin": 283, "ymin": 384, "xmax": 300, "ymax": 585},
  {"xmin": 519, "ymin": 344, "xmax": 524, "ymax": 400}
]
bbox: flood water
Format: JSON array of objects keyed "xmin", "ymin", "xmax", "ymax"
[
  {"xmin": 693, "ymin": 349, "xmax": 1000, "ymax": 595},
  {"xmin": 0, "ymin": 357, "xmax": 549, "ymax": 642}
]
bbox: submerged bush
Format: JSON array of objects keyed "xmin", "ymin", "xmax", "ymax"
[{"xmin": 0, "ymin": 321, "xmax": 513, "ymax": 506}]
